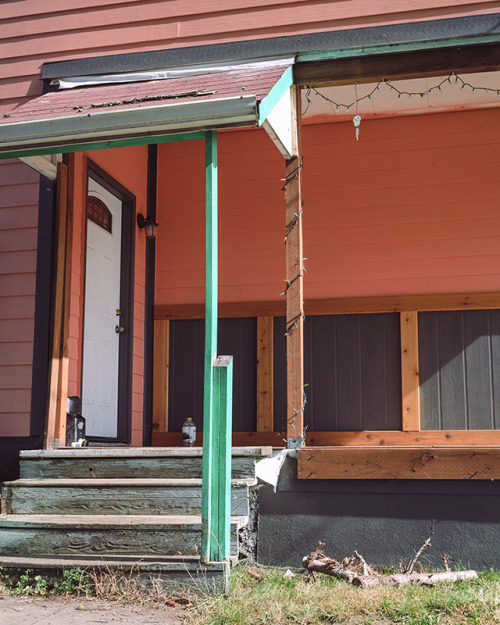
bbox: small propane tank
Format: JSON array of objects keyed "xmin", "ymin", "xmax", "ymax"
[{"xmin": 182, "ymin": 417, "xmax": 196, "ymax": 447}]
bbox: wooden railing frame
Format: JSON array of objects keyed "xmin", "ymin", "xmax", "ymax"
[{"xmin": 152, "ymin": 292, "xmax": 500, "ymax": 458}]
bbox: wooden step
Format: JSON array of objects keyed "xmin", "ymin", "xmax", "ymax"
[
  {"xmin": 2, "ymin": 478, "xmax": 255, "ymax": 517},
  {"xmin": 19, "ymin": 447, "xmax": 272, "ymax": 480},
  {"xmin": 0, "ymin": 514, "xmax": 248, "ymax": 558},
  {"xmin": 0, "ymin": 554, "xmax": 231, "ymax": 591}
]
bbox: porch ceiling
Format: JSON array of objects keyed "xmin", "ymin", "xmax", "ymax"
[
  {"xmin": 0, "ymin": 58, "xmax": 294, "ymax": 159},
  {"xmin": 302, "ymin": 70, "xmax": 500, "ymax": 123}
]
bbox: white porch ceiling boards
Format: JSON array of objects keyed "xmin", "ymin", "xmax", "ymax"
[{"xmin": 301, "ymin": 70, "xmax": 500, "ymax": 123}]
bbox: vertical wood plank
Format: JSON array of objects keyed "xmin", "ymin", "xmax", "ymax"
[
  {"xmin": 401, "ymin": 311, "xmax": 421, "ymax": 431},
  {"xmin": 256, "ymin": 316, "xmax": 274, "ymax": 431},
  {"xmin": 55, "ymin": 157, "xmax": 73, "ymax": 445},
  {"xmin": 45, "ymin": 161, "xmax": 69, "ymax": 449},
  {"xmin": 153, "ymin": 319, "xmax": 169, "ymax": 432},
  {"xmin": 285, "ymin": 86, "xmax": 304, "ymax": 446},
  {"xmin": 211, "ymin": 355, "xmax": 233, "ymax": 563}
]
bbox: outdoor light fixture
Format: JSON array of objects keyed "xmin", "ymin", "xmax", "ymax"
[{"xmin": 137, "ymin": 213, "xmax": 158, "ymax": 239}]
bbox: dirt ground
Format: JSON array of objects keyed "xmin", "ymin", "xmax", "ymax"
[{"xmin": 0, "ymin": 594, "xmax": 183, "ymax": 625}]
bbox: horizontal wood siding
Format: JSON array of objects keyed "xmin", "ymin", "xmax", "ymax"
[
  {"xmin": 419, "ymin": 309, "xmax": 500, "ymax": 430},
  {"xmin": 156, "ymin": 109, "xmax": 500, "ymax": 312},
  {"xmin": 1, "ymin": 0, "xmax": 497, "ymax": 115},
  {"xmin": 303, "ymin": 109, "xmax": 500, "ymax": 299},
  {"xmin": 273, "ymin": 314, "xmax": 401, "ymax": 432},
  {"xmin": 0, "ymin": 160, "xmax": 39, "ymax": 437},
  {"xmin": 167, "ymin": 318, "xmax": 257, "ymax": 433}
]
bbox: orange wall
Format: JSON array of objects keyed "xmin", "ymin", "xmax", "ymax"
[
  {"xmin": 156, "ymin": 108, "xmax": 500, "ymax": 307},
  {"xmin": 68, "ymin": 147, "xmax": 148, "ymax": 446},
  {"xmin": 0, "ymin": 160, "xmax": 39, "ymax": 436},
  {"xmin": 1, "ymin": 0, "xmax": 499, "ymax": 116}
]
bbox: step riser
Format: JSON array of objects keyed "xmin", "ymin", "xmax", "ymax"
[
  {"xmin": 0, "ymin": 527, "xmax": 239, "ymax": 558},
  {"xmin": 6, "ymin": 486, "xmax": 250, "ymax": 517},
  {"xmin": 20, "ymin": 457, "xmax": 257, "ymax": 480}
]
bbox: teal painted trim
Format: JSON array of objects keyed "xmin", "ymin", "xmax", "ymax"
[
  {"xmin": 0, "ymin": 131, "xmax": 206, "ymax": 160},
  {"xmin": 297, "ymin": 33, "xmax": 500, "ymax": 64},
  {"xmin": 210, "ymin": 356, "xmax": 233, "ymax": 561},
  {"xmin": 258, "ymin": 65, "xmax": 294, "ymax": 126},
  {"xmin": 201, "ymin": 130, "xmax": 218, "ymax": 563}
]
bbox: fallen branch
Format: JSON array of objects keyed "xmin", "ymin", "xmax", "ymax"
[
  {"xmin": 303, "ymin": 540, "xmax": 478, "ymax": 588},
  {"xmin": 351, "ymin": 570, "xmax": 478, "ymax": 588}
]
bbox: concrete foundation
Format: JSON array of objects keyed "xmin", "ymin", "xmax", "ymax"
[{"xmin": 257, "ymin": 456, "xmax": 500, "ymax": 570}]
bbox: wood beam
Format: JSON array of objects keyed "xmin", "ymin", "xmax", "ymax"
[
  {"xmin": 153, "ymin": 319, "xmax": 169, "ymax": 432},
  {"xmin": 45, "ymin": 162, "xmax": 69, "ymax": 449},
  {"xmin": 256, "ymin": 316, "xmax": 274, "ymax": 432},
  {"xmin": 284, "ymin": 87, "xmax": 304, "ymax": 447},
  {"xmin": 401, "ymin": 311, "xmax": 420, "ymax": 432},
  {"xmin": 294, "ymin": 43, "xmax": 500, "ymax": 87},
  {"xmin": 154, "ymin": 293, "xmax": 500, "ymax": 321},
  {"xmin": 305, "ymin": 293, "xmax": 500, "ymax": 315},
  {"xmin": 152, "ymin": 429, "xmax": 500, "ymax": 448},
  {"xmin": 305, "ymin": 430, "xmax": 500, "ymax": 447},
  {"xmin": 297, "ymin": 446, "xmax": 500, "ymax": 480}
]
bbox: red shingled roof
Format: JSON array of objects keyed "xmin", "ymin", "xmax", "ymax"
[{"xmin": 1, "ymin": 61, "xmax": 292, "ymax": 125}]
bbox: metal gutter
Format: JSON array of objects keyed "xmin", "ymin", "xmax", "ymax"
[{"xmin": 0, "ymin": 96, "xmax": 257, "ymax": 156}]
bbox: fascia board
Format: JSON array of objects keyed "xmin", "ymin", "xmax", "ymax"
[
  {"xmin": 258, "ymin": 66, "xmax": 294, "ymax": 126},
  {"xmin": 0, "ymin": 95, "xmax": 257, "ymax": 153}
]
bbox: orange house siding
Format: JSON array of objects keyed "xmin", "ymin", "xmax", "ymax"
[
  {"xmin": 67, "ymin": 147, "xmax": 148, "ymax": 446},
  {"xmin": 156, "ymin": 108, "xmax": 500, "ymax": 309},
  {"xmin": 1, "ymin": 0, "xmax": 498, "ymax": 115}
]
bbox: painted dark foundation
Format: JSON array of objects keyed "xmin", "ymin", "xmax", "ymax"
[{"xmin": 257, "ymin": 456, "xmax": 500, "ymax": 570}]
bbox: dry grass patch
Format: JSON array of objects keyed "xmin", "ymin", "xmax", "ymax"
[{"xmin": 182, "ymin": 566, "xmax": 500, "ymax": 625}]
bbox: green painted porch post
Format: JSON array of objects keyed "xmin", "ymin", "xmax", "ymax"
[
  {"xmin": 201, "ymin": 130, "xmax": 233, "ymax": 564},
  {"xmin": 201, "ymin": 130, "xmax": 218, "ymax": 562}
]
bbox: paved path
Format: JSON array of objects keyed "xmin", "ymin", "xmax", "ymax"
[{"xmin": 0, "ymin": 594, "xmax": 183, "ymax": 625}]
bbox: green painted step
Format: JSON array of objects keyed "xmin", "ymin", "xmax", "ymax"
[
  {"xmin": 19, "ymin": 447, "xmax": 272, "ymax": 480},
  {"xmin": 0, "ymin": 514, "xmax": 247, "ymax": 558},
  {"xmin": 0, "ymin": 554, "xmax": 231, "ymax": 591},
  {"xmin": 2, "ymin": 478, "xmax": 255, "ymax": 516}
]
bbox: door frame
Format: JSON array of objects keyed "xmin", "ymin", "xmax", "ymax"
[{"xmin": 82, "ymin": 159, "xmax": 136, "ymax": 444}]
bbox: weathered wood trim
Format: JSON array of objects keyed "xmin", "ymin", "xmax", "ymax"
[
  {"xmin": 294, "ymin": 43, "xmax": 500, "ymax": 87},
  {"xmin": 305, "ymin": 430, "xmax": 500, "ymax": 446},
  {"xmin": 45, "ymin": 162, "xmax": 69, "ymax": 450},
  {"xmin": 256, "ymin": 317, "xmax": 274, "ymax": 432},
  {"xmin": 154, "ymin": 293, "xmax": 500, "ymax": 321},
  {"xmin": 297, "ymin": 446, "xmax": 500, "ymax": 480},
  {"xmin": 152, "ymin": 429, "xmax": 500, "ymax": 448},
  {"xmin": 401, "ymin": 311, "xmax": 420, "ymax": 432},
  {"xmin": 285, "ymin": 87, "xmax": 304, "ymax": 445},
  {"xmin": 154, "ymin": 301, "xmax": 285, "ymax": 320},
  {"xmin": 152, "ymin": 319, "xmax": 169, "ymax": 433},
  {"xmin": 152, "ymin": 431, "xmax": 284, "ymax": 447}
]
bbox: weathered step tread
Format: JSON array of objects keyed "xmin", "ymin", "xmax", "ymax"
[
  {"xmin": 4, "ymin": 478, "xmax": 257, "ymax": 487},
  {"xmin": 0, "ymin": 514, "xmax": 249, "ymax": 530},
  {"xmin": 0, "ymin": 553, "xmax": 228, "ymax": 572},
  {"xmin": 20, "ymin": 446, "xmax": 273, "ymax": 459}
]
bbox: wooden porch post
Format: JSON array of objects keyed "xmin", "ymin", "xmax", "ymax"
[
  {"xmin": 201, "ymin": 131, "xmax": 233, "ymax": 564},
  {"xmin": 284, "ymin": 87, "xmax": 305, "ymax": 448},
  {"xmin": 45, "ymin": 160, "xmax": 71, "ymax": 449}
]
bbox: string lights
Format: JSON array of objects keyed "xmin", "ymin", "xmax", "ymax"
[{"xmin": 302, "ymin": 72, "xmax": 500, "ymax": 115}]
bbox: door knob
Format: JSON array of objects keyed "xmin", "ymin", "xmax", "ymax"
[{"xmin": 115, "ymin": 325, "xmax": 125, "ymax": 333}]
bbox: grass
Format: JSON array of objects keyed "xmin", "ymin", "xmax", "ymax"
[
  {"xmin": 2, "ymin": 564, "xmax": 500, "ymax": 624},
  {"xmin": 182, "ymin": 565, "xmax": 500, "ymax": 625}
]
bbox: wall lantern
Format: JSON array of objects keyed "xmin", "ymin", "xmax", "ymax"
[{"xmin": 137, "ymin": 213, "xmax": 158, "ymax": 239}]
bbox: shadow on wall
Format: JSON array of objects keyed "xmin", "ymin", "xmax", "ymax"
[{"xmin": 257, "ymin": 456, "xmax": 500, "ymax": 570}]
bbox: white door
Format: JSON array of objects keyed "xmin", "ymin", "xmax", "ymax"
[{"xmin": 82, "ymin": 178, "xmax": 123, "ymax": 438}]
